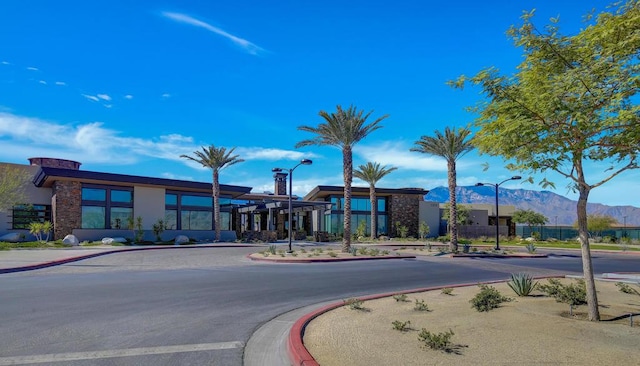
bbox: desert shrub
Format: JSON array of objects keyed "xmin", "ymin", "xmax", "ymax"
[
  {"xmin": 538, "ymin": 279, "xmax": 587, "ymax": 315},
  {"xmin": 507, "ymin": 273, "xmax": 538, "ymax": 296},
  {"xmin": 328, "ymin": 251, "xmax": 337, "ymax": 258},
  {"xmin": 382, "ymin": 249, "xmax": 390, "ymax": 255},
  {"xmin": 616, "ymin": 282, "xmax": 640, "ymax": 296},
  {"xmin": 393, "ymin": 294, "xmax": 409, "ymax": 302},
  {"xmin": 268, "ymin": 245, "xmax": 277, "ymax": 254},
  {"xmin": 470, "ymin": 284, "xmax": 512, "ymax": 312},
  {"xmin": 414, "ymin": 299, "xmax": 430, "ymax": 311},
  {"xmin": 300, "ymin": 248, "xmax": 307, "ymax": 253},
  {"xmin": 357, "ymin": 246, "xmax": 368, "ymax": 255},
  {"xmin": 418, "ymin": 329, "xmax": 454, "ymax": 351},
  {"xmin": 152, "ymin": 219, "xmax": 165, "ymax": 241},
  {"xmin": 368, "ymin": 248, "xmax": 380, "ymax": 256},
  {"xmin": 344, "ymin": 298, "xmax": 365, "ymax": 310},
  {"xmin": 392, "ymin": 320, "xmax": 411, "ymax": 332},
  {"xmin": 525, "ymin": 243, "xmax": 537, "ymax": 254},
  {"xmin": 396, "ymin": 221, "xmax": 408, "ymax": 238},
  {"xmin": 437, "ymin": 235, "xmax": 449, "ymax": 243},
  {"xmin": 349, "ymin": 247, "xmax": 358, "ymax": 256},
  {"xmin": 441, "ymin": 288, "xmax": 453, "ymax": 295},
  {"xmin": 355, "ymin": 220, "xmax": 367, "ymax": 239}
]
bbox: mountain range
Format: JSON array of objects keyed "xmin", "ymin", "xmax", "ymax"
[{"xmin": 424, "ymin": 186, "xmax": 640, "ymax": 227}]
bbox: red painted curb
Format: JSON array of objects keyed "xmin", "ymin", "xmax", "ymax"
[
  {"xmin": 450, "ymin": 253, "xmax": 548, "ymax": 258},
  {"xmin": 247, "ymin": 254, "xmax": 416, "ymax": 263},
  {"xmin": 287, "ymin": 275, "xmax": 562, "ymax": 366}
]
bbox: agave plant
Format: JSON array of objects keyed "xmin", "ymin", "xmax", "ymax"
[
  {"xmin": 525, "ymin": 243, "xmax": 537, "ymax": 254},
  {"xmin": 507, "ymin": 273, "xmax": 538, "ymax": 296}
]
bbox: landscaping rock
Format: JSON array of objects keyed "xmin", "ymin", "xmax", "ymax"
[
  {"xmin": 174, "ymin": 235, "xmax": 189, "ymax": 245},
  {"xmin": 62, "ymin": 234, "xmax": 80, "ymax": 246},
  {"xmin": 0, "ymin": 232, "xmax": 23, "ymax": 243},
  {"xmin": 102, "ymin": 237, "xmax": 114, "ymax": 245},
  {"xmin": 102, "ymin": 237, "xmax": 127, "ymax": 245}
]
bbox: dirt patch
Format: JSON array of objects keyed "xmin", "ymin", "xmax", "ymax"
[{"xmin": 304, "ymin": 279, "xmax": 640, "ymax": 365}]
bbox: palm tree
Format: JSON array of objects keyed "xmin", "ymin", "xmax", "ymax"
[
  {"xmin": 296, "ymin": 105, "xmax": 388, "ymax": 252},
  {"xmin": 411, "ymin": 127, "xmax": 474, "ymax": 252},
  {"xmin": 180, "ymin": 145, "xmax": 244, "ymax": 241},
  {"xmin": 354, "ymin": 162, "xmax": 397, "ymax": 240}
]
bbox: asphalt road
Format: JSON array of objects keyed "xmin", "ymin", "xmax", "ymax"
[{"xmin": 0, "ymin": 247, "xmax": 637, "ymax": 365}]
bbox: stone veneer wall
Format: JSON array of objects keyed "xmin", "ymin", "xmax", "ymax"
[
  {"xmin": 389, "ymin": 194, "xmax": 421, "ymax": 238},
  {"xmin": 52, "ymin": 181, "xmax": 82, "ymax": 240},
  {"xmin": 29, "ymin": 157, "xmax": 81, "ymax": 170}
]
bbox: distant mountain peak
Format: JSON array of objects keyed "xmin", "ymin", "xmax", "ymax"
[{"xmin": 425, "ymin": 186, "xmax": 640, "ymax": 226}]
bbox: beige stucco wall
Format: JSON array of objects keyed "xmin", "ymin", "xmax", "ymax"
[
  {"xmin": 0, "ymin": 163, "xmax": 52, "ymax": 232},
  {"xmin": 133, "ymin": 186, "xmax": 165, "ymax": 229},
  {"xmin": 418, "ymin": 201, "xmax": 440, "ymax": 238}
]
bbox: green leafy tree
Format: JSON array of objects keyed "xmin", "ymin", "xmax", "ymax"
[
  {"xmin": 419, "ymin": 221, "xmax": 430, "ymax": 240},
  {"xmin": 296, "ymin": 105, "xmax": 388, "ymax": 252},
  {"xmin": 573, "ymin": 214, "xmax": 617, "ymax": 239},
  {"xmin": 0, "ymin": 165, "xmax": 30, "ymax": 212},
  {"xmin": 354, "ymin": 162, "xmax": 397, "ymax": 239},
  {"xmin": 181, "ymin": 146, "xmax": 244, "ymax": 241},
  {"xmin": 441, "ymin": 203, "xmax": 472, "ymax": 225},
  {"xmin": 411, "ymin": 127, "xmax": 474, "ymax": 252},
  {"xmin": 450, "ymin": 1, "xmax": 640, "ymax": 320},
  {"xmin": 513, "ymin": 209, "xmax": 548, "ymax": 237}
]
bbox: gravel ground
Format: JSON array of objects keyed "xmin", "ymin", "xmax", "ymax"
[{"xmin": 305, "ymin": 279, "xmax": 640, "ymax": 366}]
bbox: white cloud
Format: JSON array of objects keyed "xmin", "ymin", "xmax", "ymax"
[
  {"xmin": 355, "ymin": 141, "xmax": 448, "ymax": 172},
  {"xmin": 236, "ymin": 147, "xmax": 318, "ymax": 161},
  {"xmin": 0, "ymin": 112, "xmax": 200, "ymax": 165},
  {"xmin": 161, "ymin": 172, "xmax": 195, "ymax": 181},
  {"xmin": 103, "ymin": 104, "xmax": 112, "ymax": 109},
  {"xmin": 97, "ymin": 94, "xmax": 111, "ymax": 101},
  {"xmin": 26, "ymin": 66, "xmax": 39, "ymax": 71},
  {"xmin": 161, "ymin": 93, "xmax": 171, "ymax": 99},
  {"xmin": 55, "ymin": 81, "xmax": 66, "ymax": 86},
  {"xmin": 162, "ymin": 12, "xmax": 265, "ymax": 56},
  {"xmin": 1, "ymin": 61, "xmax": 10, "ymax": 65},
  {"xmin": 82, "ymin": 94, "xmax": 100, "ymax": 102},
  {"xmin": 38, "ymin": 80, "xmax": 47, "ymax": 85},
  {"xmin": 124, "ymin": 94, "xmax": 133, "ymax": 100}
]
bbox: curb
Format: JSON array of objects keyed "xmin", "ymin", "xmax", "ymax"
[
  {"xmin": 450, "ymin": 253, "xmax": 548, "ymax": 258},
  {"xmin": 287, "ymin": 275, "xmax": 561, "ymax": 366},
  {"xmin": 247, "ymin": 254, "xmax": 416, "ymax": 263},
  {"xmin": 0, "ymin": 244, "xmax": 258, "ymax": 274}
]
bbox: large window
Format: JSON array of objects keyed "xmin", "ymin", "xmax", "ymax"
[
  {"xmin": 323, "ymin": 195, "xmax": 388, "ymax": 236},
  {"xmin": 81, "ymin": 185, "xmax": 133, "ymax": 229},
  {"xmin": 12, "ymin": 204, "xmax": 52, "ymax": 229},
  {"xmin": 165, "ymin": 192, "xmax": 233, "ymax": 231}
]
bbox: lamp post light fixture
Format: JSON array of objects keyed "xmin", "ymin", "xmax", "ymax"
[
  {"xmin": 272, "ymin": 159, "xmax": 313, "ymax": 253},
  {"xmin": 475, "ymin": 176, "xmax": 522, "ymax": 251}
]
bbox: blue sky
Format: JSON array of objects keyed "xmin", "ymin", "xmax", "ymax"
[{"xmin": 1, "ymin": 0, "xmax": 637, "ymax": 207}]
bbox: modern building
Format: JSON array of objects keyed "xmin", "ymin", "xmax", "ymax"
[{"xmin": 0, "ymin": 157, "xmax": 516, "ymax": 242}]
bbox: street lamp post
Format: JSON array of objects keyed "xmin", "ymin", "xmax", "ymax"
[
  {"xmin": 476, "ymin": 176, "xmax": 521, "ymax": 251},
  {"xmin": 272, "ymin": 159, "xmax": 313, "ymax": 253}
]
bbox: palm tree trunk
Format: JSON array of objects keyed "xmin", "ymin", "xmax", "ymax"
[
  {"xmin": 342, "ymin": 146, "xmax": 353, "ymax": 252},
  {"xmin": 577, "ymin": 181, "xmax": 600, "ymax": 321},
  {"xmin": 370, "ymin": 183, "xmax": 377, "ymax": 240},
  {"xmin": 213, "ymin": 170, "xmax": 221, "ymax": 242},
  {"xmin": 448, "ymin": 160, "xmax": 458, "ymax": 252}
]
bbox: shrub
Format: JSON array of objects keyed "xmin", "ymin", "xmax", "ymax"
[
  {"xmin": 368, "ymin": 248, "xmax": 380, "ymax": 256},
  {"xmin": 268, "ymin": 245, "xmax": 277, "ymax": 254},
  {"xmin": 152, "ymin": 219, "xmax": 165, "ymax": 241},
  {"xmin": 396, "ymin": 221, "xmax": 408, "ymax": 238},
  {"xmin": 392, "ymin": 320, "xmax": 411, "ymax": 332},
  {"xmin": 414, "ymin": 299, "xmax": 430, "ymax": 311},
  {"xmin": 328, "ymin": 251, "xmax": 337, "ymax": 258},
  {"xmin": 418, "ymin": 329, "xmax": 454, "ymax": 351},
  {"xmin": 349, "ymin": 247, "xmax": 358, "ymax": 256},
  {"xmin": 344, "ymin": 298, "xmax": 365, "ymax": 310},
  {"xmin": 357, "ymin": 247, "xmax": 368, "ymax": 255},
  {"xmin": 300, "ymin": 248, "xmax": 307, "ymax": 253},
  {"xmin": 290, "ymin": 251, "xmax": 298, "ymax": 257},
  {"xmin": 382, "ymin": 249, "xmax": 390, "ymax": 255},
  {"xmin": 462, "ymin": 243, "xmax": 471, "ymax": 253},
  {"xmin": 355, "ymin": 220, "xmax": 367, "ymax": 239},
  {"xmin": 538, "ymin": 279, "xmax": 587, "ymax": 315},
  {"xmin": 507, "ymin": 273, "xmax": 538, "ymax": 296},
  {"xmin": 616, "ymin": 282, "xmax": 640, "ymax": 296},
  {"xmin": 470, "ymin": 284, "xmax": 512, "ymax": 312},
  {"xmin": 525, "ymin": 243, "xmax": 537, "ymax": 254},
  {"xmin": 441, "ymin": 288, "xmax": 453, "ymax": 295},
  {"xmin": 393, "ymin": 294, "xmax": 408, "ymax": 302}
]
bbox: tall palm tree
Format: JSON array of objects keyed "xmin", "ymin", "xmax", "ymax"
[
  {"xmin": 411, "ymin": 127, "xmax": 474, "ymax": 252},
  {"xmin": 354, "ymin": 162, "xmax": 397, "ymax": 240},
  {"xmin": 181, "ymin": 145, "xmax": 244, "ymax": 241},
  {"xmin": 296, "ymin": 105, "xmax": 388, "ymax": 252}
]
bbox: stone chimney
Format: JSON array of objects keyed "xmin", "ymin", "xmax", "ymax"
[
  {"xmin": 28, "ymin": 157, "xmax": 81, "ymax": 170},
  {"xmin": 274, "ymin": 172, "xmax": 288, "ymax": 195}
]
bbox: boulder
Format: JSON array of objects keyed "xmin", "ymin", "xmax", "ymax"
[
  {"xmin": 174, "ymin": 235, "xmax": 190, "ymax": 245},
  {"xmin": 111, "ymin": 237, "xmax": 127, "ymax": 243},
  {"xmin": 102, "ymin": 237, "xmax": 114, "ymax": 245},
  {"xmin": 62, "ymin": 234, "xmax": 80, "ymax": 246},
  {"xmin": 0, "ymin": 232, "xmax": 23, "ymax": 243}
]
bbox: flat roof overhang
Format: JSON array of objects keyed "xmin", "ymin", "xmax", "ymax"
[
  {"xmin": 236, "ymin": 200, "xmax": 332, "ymax": 214},
  {"xmin": 304, "ymin": 185, "xmax": 429, "ymax": 201},
  {"xmin": 32, "ymin": 167, "xmax": 252, "ymax": 198}
]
